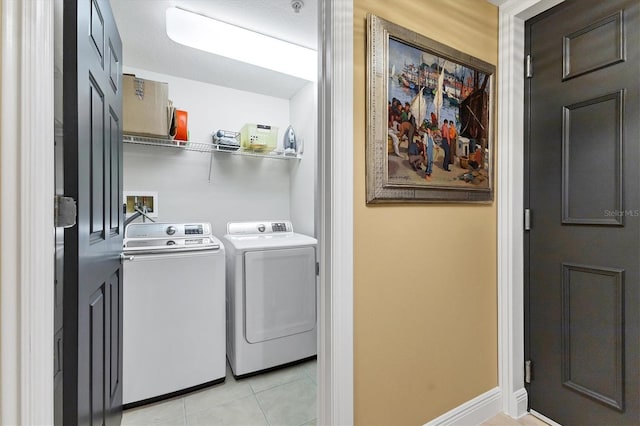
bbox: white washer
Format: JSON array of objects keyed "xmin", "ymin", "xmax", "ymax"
[
  {"xmin": 222, "ymin": 221, "xmax": 317, "ymax": 377},
  {"xmin": 122, "ymin": 222, "xmax": 225, "ymax": 406}
]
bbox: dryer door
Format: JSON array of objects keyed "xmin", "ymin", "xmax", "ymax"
[{"xmin": 244, "ymin": 246, "xmax": 316, "ymax": 343}]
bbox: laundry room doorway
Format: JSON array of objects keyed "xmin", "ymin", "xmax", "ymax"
[
  {"xmin": 47, "ymin": 0, "xmax": 354, "ymax": 425},
  {"xmin": 0, "ymin": 0, "xmax": 352, "ymax": 424},
  {"xmin": 110, "ymin": 0, "xmax": 321, "ymax": 421}
]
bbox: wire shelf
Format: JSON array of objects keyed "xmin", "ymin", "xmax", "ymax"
[
  {"xmin": 123, "ymin": 134, "xmax": 211, "ymax": 152},
  {"xmin": 123, "ymin": 134, "xmax": 302, "ymax": 160}
]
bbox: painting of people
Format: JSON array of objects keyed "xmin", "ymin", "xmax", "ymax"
[
  {"xmin": 386, "ymin": 38, "xmax": 491, "ymax": 188},
  {"xmin": 367, "ymin": 14, "xmax": 495, "ymax": 203}
]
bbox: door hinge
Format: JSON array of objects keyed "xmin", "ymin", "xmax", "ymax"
[
  {"xmin": 55, "ymin": 195, "xmax": 77, "ymax": 228},
  {"xmin": 525, "ymin": 360, "xmax": 532, "ymax": 384},
  {"xmin": 316, "ymin": 262, "xmax": 320, "ymax": 276},
  {"xmin": 524, "ymin": 208, "xmax": 532, "ymax": 231},
  {"xmin": 526, "ymin": 54, "xmax": 533, "ymax": 78}
]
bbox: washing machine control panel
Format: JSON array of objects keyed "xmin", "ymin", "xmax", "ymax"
[
  {"xmin": 126, "ymin": 222, "xmax": 211, "ymax": 239},
  {"xmin": 164, "ymin": 225, "xmax": 203, "ymax": 236},
  {"xmin": 184, "ymin": 224, "xmax": 204, "ymax": 235},
  {"xmin": 123, "ymin": 222, "xmax": 219, "ymax": 253}
]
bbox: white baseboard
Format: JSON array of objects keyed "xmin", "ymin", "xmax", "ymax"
[
  {"xmin": 424, "ymin": 387, "xmax": 502, "ymax": 426},
  {"xmin": 511, "ymin": 387, "xmax": 529, "ymax": 418}
]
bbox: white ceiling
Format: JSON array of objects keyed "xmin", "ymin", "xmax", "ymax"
[{"xmin": 110, "ymin": 0, "xmax": 317, "ymax": 99}]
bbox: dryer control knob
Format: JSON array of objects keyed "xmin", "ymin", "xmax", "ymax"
[
  {"xmin": 258, "ymin": 224, "xmax": 266, "ymax": 233},
  {"xmin": 166, "ymin": 226, "xmax": 177, "ymax": 235},
  {"xmin": 166, "ymin": 240, "xmax": 176, "ymax": 245}
]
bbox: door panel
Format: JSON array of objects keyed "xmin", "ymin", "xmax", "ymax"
[
  {"xmin": 109, "ymin": 271, "xmax": 121, "ymax": 399},
  {"xmin": 244, "ymin": 247, "xmax": 317, "ymax": 343},
  {"xmin": 90, "ymin": 286, "xmax": 106, "ymax": 426},
  {"xmin": 526, "ymin": 0, "xmax": 640, "ymax": 424},
  {"xmin": 562, "ymin": 11, "xmax": 624, "ymax": 80},
  {"xmin": 562, "ymin": 264, "xmax": 625, "ymax": 410},
  {"xmin": 63, "ymin": 0, "xmax": 123, "ymax": 424},
  {"xmin": 562, "ymin": 92, "xmax": 623, "ymax": 225},
  {"xmin": 90, "ymin": 79, "xmax": 106, "ymax": 238},
  {"xmin": 562, "ymin": 263, "xmax": 624, "ymax": 410},
  {"xmin": 109, "ymin": 112, "xmax": 121, "ymax": 233}
]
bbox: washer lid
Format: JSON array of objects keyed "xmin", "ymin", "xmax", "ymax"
[{"xmin": 222, "ymin": 232, "xmax": 317, "ymax": 251}]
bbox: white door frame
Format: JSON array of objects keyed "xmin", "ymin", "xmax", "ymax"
[
  {"xmin": 0, "ymin": 0, "xmax": 55, "ymax": 424},
  {"xmin": 0, "ymin": 0, "xmax": 354, "ymax": 425},
  {"xmin": 495, "ymin": 0, "xmax": 564, "ymax": 418},
  {"xmin": 317, "ymin": 0, "xmax": 354, "ymax": 424}
]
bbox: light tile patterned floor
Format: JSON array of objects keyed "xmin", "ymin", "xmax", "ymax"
[
  {"xmin": 482, "ymin": 413, "xmax": 550, "ymax": 426},
  {"xmin": 124, "ymin": 362, "xmax": 551, "ymax": 426},
  {"xmin": 122, "ymin": 360, "xmax": 317, "ymax": 426}
]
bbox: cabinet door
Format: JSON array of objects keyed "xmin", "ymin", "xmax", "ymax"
[{"xmin": 244, "ymin": 247, "xmax": 316, "ymax": 343}]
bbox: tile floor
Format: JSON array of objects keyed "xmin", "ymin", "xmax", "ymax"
[
  {"xmin": 122, "ymin": 359, "xmax": 317, "ymax": 426},
  {"xmin": 123, "ymin": 363, "xmax": 551, "ymax": 426},
  {"xmin": 482, "ymin": 413, "xmax": 549, "ymax": 426}
]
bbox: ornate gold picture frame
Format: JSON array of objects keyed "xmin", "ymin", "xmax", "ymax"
[{"xmin": 366, "ymin": 14, "xmax": 496, "ymax": 203}]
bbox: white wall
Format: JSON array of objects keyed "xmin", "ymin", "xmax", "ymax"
[
  {"xmin": 289, "ymin": 82, "xmax": 317, "ymax": 237},
  {"xmin": 123, "ymin": 66, "xmax": 315, "ymax": 237}
]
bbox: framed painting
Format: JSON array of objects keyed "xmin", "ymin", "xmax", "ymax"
[{"xmin": 366, "ymin": 14, "xmax": 496, "ymax": 203}]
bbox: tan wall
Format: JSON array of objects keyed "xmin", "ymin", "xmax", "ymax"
[
  {"xmin": 353, "ymin": 1, "xmax": 499, "ymax": 424},
  {"xmin": 0, "ymin": 0, "xmax": 2, "ymax": 412}
]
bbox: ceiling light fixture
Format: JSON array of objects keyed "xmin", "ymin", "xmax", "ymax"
[{"xmin": 166, "ymin": 7, "xmax": 317, "ymax": 82}]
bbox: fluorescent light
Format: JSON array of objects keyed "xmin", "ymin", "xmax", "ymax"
[{"xmin": 166, "ymin": 7, "xmax": 317, "ymax": 81}]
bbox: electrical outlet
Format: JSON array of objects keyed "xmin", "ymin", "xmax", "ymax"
[{"xmin": 123, "ymin": 191, "xmax": 159, "ymax": 217}]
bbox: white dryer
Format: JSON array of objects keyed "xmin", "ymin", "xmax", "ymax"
[{"xmin": 222, "ymin": 221, "xmax": 317, "ymax": 377}]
